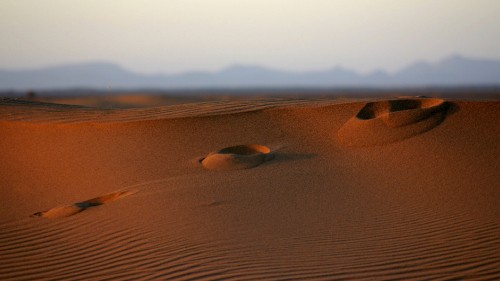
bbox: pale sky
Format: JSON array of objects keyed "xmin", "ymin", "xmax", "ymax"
[{"xmin": 1, "ymin": 0, "xmax": 499, "ymax": 74}]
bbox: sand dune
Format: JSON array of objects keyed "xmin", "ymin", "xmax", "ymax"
[
  {"xmin": 29, "ymin": 94, "xmax": 207, "ymax": 108},
  {"xmin": 0, "ymin": 96, "xmax": 498, "ymax": 280}
]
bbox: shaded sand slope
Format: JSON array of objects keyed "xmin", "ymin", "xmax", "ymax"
[{"xmin": 0, "ymin": 97, "xmax": 499, "ymax": 280}]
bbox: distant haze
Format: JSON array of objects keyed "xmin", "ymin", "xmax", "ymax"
[
  {"xmin": 1, "ymin": 55, "xmax": 500, "ymax": 90},
  {"xmin": 1, "ymin": 0, "xmax": 499, "ymax": 75}
]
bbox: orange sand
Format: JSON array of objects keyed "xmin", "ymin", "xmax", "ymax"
[{"xmin": 0, "ymin": 96, "xmax": 498, "ymax": 280}]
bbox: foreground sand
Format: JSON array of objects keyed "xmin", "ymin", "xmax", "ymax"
[{"xmin": 0, "ymin": 96, "xmax": 498, "ymax": 280}]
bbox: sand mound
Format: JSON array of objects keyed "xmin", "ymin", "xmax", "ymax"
[
  {"xmin": 337, "ymin": 98, "xmax": 450, "ymax": 146},
  {"xmin": 31, "ymin": 190, "xmax": 135, "ymax": 219},
  {"xmin": 201, "ymin": 144, "xmax": 274, "ymax": 170}
]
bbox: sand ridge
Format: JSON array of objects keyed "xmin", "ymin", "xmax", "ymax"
[
  {"xmin": 0, "ymin": 96, "xmax": 499, "ymax": 280},
  {"xmin": 31, "ymin": 190, "xmax": 136, "ymax": 219},
  {"xmin": 0, "ymin": 97, "xmax": 346, "ymax": 124}
]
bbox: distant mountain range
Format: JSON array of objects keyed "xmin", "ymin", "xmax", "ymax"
[{"xmin": 1, "ymin": 55, "xmax": 499, "ymax": 90}]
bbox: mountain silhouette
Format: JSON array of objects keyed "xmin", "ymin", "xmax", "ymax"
[{"xmin": 1, "ymin": 55, "xmax": 499, "ymax": 90}]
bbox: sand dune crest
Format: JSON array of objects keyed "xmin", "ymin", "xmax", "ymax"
[
  {"xmin": 337, "ymin": 98, "xmax": 450, "ymax": 146},
  {"xmin": 201, "ymin": 144, "xmax": 274, "ymax": 170},
  {"xmin": 31, "ymin": 190, "xmax": 135, "ymax": 219}
]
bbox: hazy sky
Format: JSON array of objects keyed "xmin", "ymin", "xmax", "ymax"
[{"xmin": 1, "ymin": 0, "xmax": 499, "ymax": 74}]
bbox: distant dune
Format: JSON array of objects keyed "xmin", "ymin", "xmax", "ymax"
[
  {"xmin": 1, "ymin": 55, "xmax": 500, "ymax": 90},
  {"xmin": 0, "ymin": 94, "xmax": 498, "ymax": 280}
]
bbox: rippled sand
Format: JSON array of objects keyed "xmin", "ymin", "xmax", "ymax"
[{"xmin": 0, "ymin": 96, "xmax": 498, "ymax": 280}]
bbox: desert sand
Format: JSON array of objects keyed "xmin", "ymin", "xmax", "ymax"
[{"xmin": 0, "ymin": 95, "xmax": 498, "ymax": 280}]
